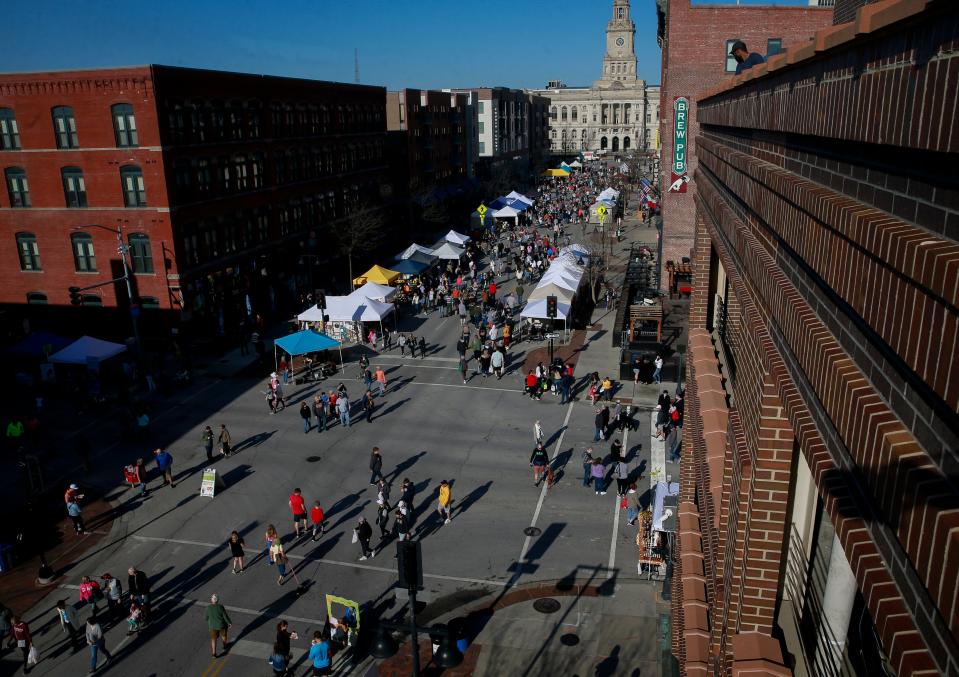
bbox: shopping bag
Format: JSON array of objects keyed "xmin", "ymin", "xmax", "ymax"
[
  {"xmin": 27, "ymin": 645, "xmax": 38, "ymax": 665},
  {"xmin": 351, "ymin": 529, "xmax": 358, "ymax": 544},
  {"xmin": 619, "ymin": 496, "xmax": 628, "ymax": 510}
]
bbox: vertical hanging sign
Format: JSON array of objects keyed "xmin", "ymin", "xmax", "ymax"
[{"xmin": 670, "ymin": 97, "xmax": 689, "ymax": 193}]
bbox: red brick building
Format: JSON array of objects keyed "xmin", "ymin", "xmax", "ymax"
[
  {"xmin": 0, "ymin": 65, "xmax": 389, "ymax": 338},
  {"xmin": 654, "ymin": 0, "xmax": 832, "ymax": 273},
  {"xmin": 672, "ymin": 1, "xmax": 959, "ymax": 676}
]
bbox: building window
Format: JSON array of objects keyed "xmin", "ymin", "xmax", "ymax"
[
  {"xmin": 110, "ymin": 103, "xmax": 139, "ymax": 147},
  {"xmin": 128, "ymin": 233, "xmax": 154, "ymax": 273},
  {"xmin": 767, "ymin": 38, "xmax": 783, "ymax": 56},
  {"xmin": 16, "ymin": 232, "xmax": 41, "ymax": 271},
  {"xmin": 478, "ymin": 120, "xmax": 485, "ymax": 134},
  {"xmin": 5, "ymin": 167, "xmax": 30, "ymax": 207},
  {"xmin": 233, "ymin": 155, "xmax": 249, "ymax": 191},
  {"xmin": 561, "ymin": 107, "xmax": 568, "ymax": 122},
  {"xmin": 81, "ymin": 294, "xmax": 102, "ymax": 307},
  {"xmin": 478, "ymin": 101, "xmax": 485, "ymax": 114},
  {"xmin": 618, "ymin": 7, "xmax": 624, "ymax": 19},
  {"xmin": 478, "ymin": 141, "xmax": 486, "ymax": 154},
  {"xmin": 26, "ymin": 292, "xmax": 47, "ymax": 305},
  {"xmin": 0, "ymin": 108, "xmax": 21, "ymax": 150},
  {"xmin": 61, "ymin": 167, "xmax": 87, "ymax": 207},
  {"xmin": 725, "ymin": 40, "xmax": 740, "ymax": 73},
  {"xmin": 140, "ymin": 296, "xmax": 160, "ymax": 309},
  {"xmin": 120, "ymin": 166, "xmax": 147, "ymax": 206},
  {"xmin": 52, "ymin": 106, "xmax": 79, "ymax": 148},
  {"xmin": 572, "ymin": 107, "xmax": 578, "ymax": 122},
  {"xmin": 71, "ymin": 232, "xmax": 97, "ymax": 272}
]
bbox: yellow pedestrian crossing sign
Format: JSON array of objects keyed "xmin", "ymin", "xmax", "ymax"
[
  {"xmin": 597, "ymin": 205, "xmax": 607, "ymax": 223},
  {"xmin": 477, "ymin": 203, "xmax": 488, "ymax": 225}
]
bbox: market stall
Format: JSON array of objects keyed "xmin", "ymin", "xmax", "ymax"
[
  {"xmin": 638, "ymin": 411, "xmax": 678, "ymax": 579},
  {"xmin": 444, "ymin": 230, "xmax": 471, "ymax": 246},
  {"xmin": 353, "ymin": 281, "xmax": 397, "ymax": 303},
  {"xmin": 49, "ymin": 336, "xmax": 127, "ymax": 365},
  {"xmin": 396, "ymin": 243, "xmax": 435, "ymax": 261},
  {"xmin": 273, "ymin": 329, "xmax": 342, "ymax": 381},
  {"xmin": 352, "ymin": 264, "xmax": 401, "ymax": 287},
  {"xmin": 431, "ymin": 242, "xmax": 466, "ymax": 261}
]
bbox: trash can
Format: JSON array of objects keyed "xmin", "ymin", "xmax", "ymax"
[{"xmin": 0, "ymin": 543, "xmax": 14, "ymax": 573}]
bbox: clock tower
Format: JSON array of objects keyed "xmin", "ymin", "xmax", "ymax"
[{"xmin": 600, "ymin": 0, "xmax": 638, "ymax": 86}]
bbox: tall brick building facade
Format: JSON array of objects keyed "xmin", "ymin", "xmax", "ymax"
[
  {"xmin": 654, "ymin": 0, "xmax": 832, "ymax": 273},
  {"xmin": 0, "ymin": 66, "xmax": 389, "ymax": 336},
  {"xmin": 672, "ymin": 1, "xmax": 959, "ymax": 676}
]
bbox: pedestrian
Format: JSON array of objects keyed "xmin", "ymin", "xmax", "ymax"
[
  {"xmin": 86, "ymin": 616, "xmax": 112, "ymax": 672},
  {"xmin": 418, "ymin": 336, "xmax": 427, "ymax": 358},
  {"xmin": 375, "ymin": 366, "xmax": 387, "ymax": 397},
  {"xmin": 11, "ymin": 615, "xmax": 33, "ymax": 674},
  {"xmin": 310, "ymin": 501, "xmax": 327, "ymax": 540},
  {"xmin": 127, "ymin": 566, "xmax": 150, "ymax": 623},
  {"xmin": 269, "ymin": 642, "xmax": 289, "ymax": 676},
  {"xmin": 533, "ymin": 420, "xmax": 545, "ymax": 446},
  {"xmin": 206, "ymin": 594, "xmax": 232, "ymax": 657},
  {"xmin": 393, "ymin": 508, "xmax": 410, "ymax": 541},
  {"xmin": 276, "ymin": 620, "xmax": 296, "ymax": 661},
  {"xmin": 217, "ymin": 424, "xmax": 232, "ymax": 457},
  {"xmin": 614, "ymin": 461, "xmax": 630, "ymax": 497},
  {"xmin": 398, "ymin": 333, "xmax": 407, "ymax": 356},
  {"xmin": 582, "ymin": 447, "xmax": 595, "ymax": 487},
  {"xmin": 308, "ymin": 631, "xmax": 333, "ymax": 676},
  {"xmin": 299, "ymin": 402, "xmax": 312, "ymax": 434},
  {"xmin": 264, "ymin": 524, "xmax": 278, "ymax": 565},
  {"xmin": 530, "ymin": 443, "xmax": 549, "ymax": 485},
  {"xmin": 369, "ymin": 447, "xmax": 384, "ymax": 485},
  {"xmin": 437, "ymin": 479, "xmax": 453, "ymax": 524},
  {"xmin": 100, "ymin": 573, "xmax": 122, "ymax": 620},
  {"xmin": 229, "ymin": 531, "xmax": 245, "ymax": 573},
  {"xmin": 273, "ymin": 381, "xmax": 286, "ymax": 411},
  {"xmin": 79, "ymin": 575, "xmax": 101, "ymax": 614},
  {"xmin": 202, "ymin": 425, "xmax": 214, "ymax": 460},
  {"xmin": 126, "ymin": 600, "xmax": 143, "ymax": 636},
  {"xmin": 375, "ymin": 478, "xmax": 391, "ymax": 506},
  {"xmin": 653, "ymin": 354, "xmax": 663, "ymax": 384},
  {"xmin": 590, "ymin": 459, "xmax": 607, "ymax": 495},
  {"xmin": 400, "ymin": 478, "xmax": 416, "ymax": 507},
  {"xmin": 267, "ymin": 388, "xmax": 278, "ymax": 415},
  {"xmin": 601, "ymin": 376, "xmax": 614, "ymax": 401},
  {"xmin": 408, "ymin": 335, "xmax": 417, "ymax": 358},
  {"xmin": 594, "ymin": 408, "xmax": 606, "ymax": 442},
  {"xmin": 458, "ymin": 356, "xmax": 468, "ymax": 384},
  {"xmin": 275, "ymin": 550, "xmax": 291, "ymax": 585},
  {"xmin": 67, "ymin": 497, "xmax": 85, "ymax": 535},
  {"xmin": 355, "ymin": 517, "xmax": 374, "ymax": 560},
  {"xmin": 64, "ymin": 482, "xmax": 82, "ymax": 506},
  {"xmin": 610, "ymin": 438, "xmax": 623, "ymax": 464},
  {"xmin": 55, "ymin": 600, "xmax": 82, "ymax": 652},
  {"xmin": 153, "ymin": 448, "xmax": 174, "ymax": 487},
  {"xmin": 289, "ymin": 488, "xmax": 308, "ymax": 538},
  {"xmin": 327, "ymin": 390, "xmax": 337, "ymax": 418},
  {"xmin": 131, "ymin": 458, "xmax": 147, "ymax": 496},
  {"xmin": 526, "ymin": 370, "xmax": 540, "ymax": 399},
  {"xmin": 668, "ymin": 426, "xmax": 683, "ymax": 463},
  {"xmin": 376, "ymin": 501, "xmax": 391, "ymax": 539},
  {"xmin": 363, "ymin": 390, "xmax": 375, "ymax": 423},
  {"xmin": 610, "ymin": 401, "xmax": 622, "ymax": 432},
  {"xmin": 491, "ymin": 348, "xmax": 505, "ymax": 379},
  {"xmin": 314, "ymin": 393, "xmax": 328, "ymax": 433},
  {"xmin": 600, "ymin": 406, "xmax": 610, "ymax": 439},
  {"xmin": 336, "ymin": 394, "xmax": 350, "ymax": 428}
]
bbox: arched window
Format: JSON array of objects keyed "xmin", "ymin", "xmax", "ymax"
[
  {"xmin": 561, "ymin": 107, "xmax": 568, "ymax": 122},
  {"xmin": 5, "ymin": 167, "xmax": 29, "ymax": 207},
  {"xmin": 112, "ymin": 103, "xmax": 138, "ymax": 147},
  {"xmin": 550, "ymin": 106, "xmax": 557, "ymax": 120},
  {"xmin": 0, "ymin": 108, "xmax": 21, "ymax": 150},
  {"xmin": 52, "ymin": 106, "xmax": 79, "ymax": 148},
  {"xmin": 600, "ymin": 136, "xmax": 608, "ymax": 150},
  {"xmin": 26, "ymin": 292, "xmax": 47, "ymax": 305},
  {"xmin": 612, "ymin": 137, "xmax": 620, "ymax": 152},
  {"xmin": 127, "ymin": 233, "xmax": 153, "ymax": 274},
  {"xmin": 71, "ymin": 232, "xmax": 96, "ymax": 272},
  {"xmin": 623, "ymin": 136, "xmax": 631, "ymax": 149},
  {"xmin": 571, "ymin": 107, "xmax": 578, "ymax": 122},
  {"xmin": 120, "ymin": 165, "xmax": 147, "ymax": 206}
]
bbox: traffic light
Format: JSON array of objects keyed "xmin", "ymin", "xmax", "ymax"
[
  {"xmin": 315, "ymin": 289, "xmax": 326, "ymax": 310},
  {"xmin": 68, "ymin": 287, "xmax": 82, "ymax": 306},
  {"xmin": 546, "ymin": 295, "xmax": 558, "ymax": 319}
]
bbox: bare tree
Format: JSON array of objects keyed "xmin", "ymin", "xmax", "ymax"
[{"xmin": 337, "ymin": 208, "xmax": 386, "ymax": 288}]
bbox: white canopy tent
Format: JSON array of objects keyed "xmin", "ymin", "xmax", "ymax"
[
  {"xmin": 521, "ymin": 298, "xmax": 571, "ymax": 320},
  {"xmin": 353, "ymin": 281, "xmax": 397, "ymax": 302},
  {"xmin": 444, "ymin": 230, "xmax": 471, "ymax": 246},
  {"xmin": 506, "ymin": 191, "xmax": 533, "ymax": 206},
  {"xmin": 431, "ymin": 242, "xmax": 467, "ymax": 260},
  {"xmin": 298, "ymin": 293, "xmax": 395, "ymax": 345},
  {"xmin": 527, "ymin": 283, "xmax": 576, "ymax": 304},
  {"xmin": 598, "ymin": 187, "xmax": 620, "ymax": 201},
  {"xmin": 559, "ymin": 243, "xmax": 592, "ymax": 264},
  {"xmin": 539, "ymin": 270, "xmax": 580, "ymax": 291},
  {"xmin": 396, "ymin": 243, "xmax": 435, "ymax": 260},
  {"xmin": 492, "ymin": 205, "xmax": 520, "ymax": 221},
  {"xmin": 568, "ymin": 160, "xmax": 583, "ymax": 168},
  {"xmin": 49, "ymin": 336, "xmax": 127, "ymax": 365}
]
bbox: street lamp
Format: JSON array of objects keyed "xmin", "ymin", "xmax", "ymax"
[{"xmin": 72, "ymin": 224, "xmax": 142, "ymax": 360}]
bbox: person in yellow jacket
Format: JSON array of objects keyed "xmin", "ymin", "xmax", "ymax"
[{"xmin": 437, "ymin": 479, "xmax": 453, "ymax": 524}]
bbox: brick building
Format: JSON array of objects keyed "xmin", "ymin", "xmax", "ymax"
[
  {"xmin": 386, "ymin": 88, "xmax": 470, "ymax": 196},
  {"xmin": 0, "ymin": 65, "xmax": 390, "ymax": 338},
  {"xmin": 672, "ymin": 1, "xmax": 959, "ymax": 676},
  {"xmin": 654, "ymin": 0, "xmax": 832, "ymax": 274}
]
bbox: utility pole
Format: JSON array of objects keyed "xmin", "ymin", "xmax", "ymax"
[{"xmin": 354, "ymin": 48, "xmax": 360, "ymax": 84}]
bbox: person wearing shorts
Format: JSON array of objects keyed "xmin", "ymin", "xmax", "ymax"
[{"xmin": 289, "ymin": 488, "xmax": 308, "ymax": 538}]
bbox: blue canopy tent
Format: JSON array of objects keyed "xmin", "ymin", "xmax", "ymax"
[
  {"xmin": 6, "ymin": 330, "xmax": 72, "ymax": 358},
  {"xmin": 273, "ymin": 329, "xmax": 343, "ymax": 375},
  {"xmin": 392, "ymin": 258, "xmax": 430, "ymax": 276}
]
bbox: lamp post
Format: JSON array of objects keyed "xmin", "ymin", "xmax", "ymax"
[{"xmin": 73, "ymin": 224, "xmax": 141, "ymax": 360}]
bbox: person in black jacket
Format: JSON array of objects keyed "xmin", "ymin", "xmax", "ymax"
[
  {"xmin": 127, "ymin": 566, "xmax": 150, "ymax": 623},
  {"xmin": 530, "ymin": 444, "xmax": 549, "ymax": 485},
  {"xmin": 355, "ymin": 517, "xmax": 374, "ymax": 560},
  {"xmin": 369, "ymin": 448, "xmax": 383, "ymax": 486}
]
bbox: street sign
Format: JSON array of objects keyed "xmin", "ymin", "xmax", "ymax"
[
  {"xmin": 544, "ymin": 333, "xmax": 559, "ymax": 340},
  {"xmin": 477, "ymin": 203, "xmax": 488, "ymax": 226},
  {"xmin": 200, "ymin": 468, "xmax": 218, "ymax": 497},
  {"xmin": 671, "ymin": 97, "xmax": 689, "ymax": 193}
]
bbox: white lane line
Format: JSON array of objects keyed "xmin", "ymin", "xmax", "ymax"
[
  {"xmin": 389, "ymin": 379, "xmax": 522, "ymax": 393},
  {"xmin": 517, "ymin": 400, "xmax": 575, "ymax": 568},
  {"xmin": 366, "ymin": 363, "xmax": 459, "ymax": 370},
  {"xmin": 125, "ymin": 534, "xmax": 506, "ymax": 587},
  {"xmin": 608, "ymin": 426, "xmax": 629, "ymax": 578}
]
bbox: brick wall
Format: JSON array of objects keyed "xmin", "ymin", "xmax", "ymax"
[
  {"xmin": 674, "ymin": 1, "xmax": 959, "ymax": 675},
  {"xmin": 659, "ymin": 0, "xmax": 831, "ymax": 277}
]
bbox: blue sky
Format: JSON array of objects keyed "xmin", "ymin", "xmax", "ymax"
[{"xmin": 1, "ymin": 0, "xmax": 665, "ymax": 88}]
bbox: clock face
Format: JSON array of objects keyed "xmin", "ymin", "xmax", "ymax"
[{"xmin": 616, "ymin": 37, "xmax": 625, "ymax": 47}]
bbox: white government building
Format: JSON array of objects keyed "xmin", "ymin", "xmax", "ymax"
[{"xmin": 529, "ymin": 0, "xmax": 660, "ymax": 156}]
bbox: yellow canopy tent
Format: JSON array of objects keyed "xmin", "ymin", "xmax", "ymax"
[
  {"xmin": 542, "ymin": 168, "xmax": 571, "ymax": 177},
  {"xmin": 352, "ymin": 264, "xmax": 401, "ymax": 286}
]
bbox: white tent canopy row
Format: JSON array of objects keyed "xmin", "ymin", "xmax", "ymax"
[
  {"xmin": 49, "ymin": 335, "xmax": 127, "ymax": 364},
  {"xmin": 353, "ymin": 281, "xmax": 396, "ymax": 302},
  {"xmin": 506, "ymin": 191, "xmax": 534, "ymax": 206},
  {"xmin": 431, "ymin": 242, "xmax": 467, "ymax": 260},
  {"xmin": 520, "ymin": 298, "xmax": 571, "ymax": 321},
  {"xmin": 298, "ymin": 293, "xmax": 395, "ymax": 323},
  {"xmin": 444, "ymin": 230, "xmax": 471, "ymax": 246},
  {"xmin": 598, "ymin": 187, "xmax": 620, "ymax": 202},
  {"xmin": 492, "ymin": 205, "xmax": 520, "ymax": 220},
  {"xmin": 396, "ymin": 243, "xmax": 436, "ymax": 260}
]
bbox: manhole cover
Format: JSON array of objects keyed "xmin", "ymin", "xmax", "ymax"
[
  {"xmin": 306, "ymin": 456, "xmax": 322, "ymax": 463},
  {"xmin": 524, "ymin": 527, "xmax": 542, "ymax": 537},
  {"xmin": 560, "ymin": 633, "xmax": 580, "ymax": 646},
  {"xmin": 533, "ymin": 598, "xmax": 561, "ymax": 614}
]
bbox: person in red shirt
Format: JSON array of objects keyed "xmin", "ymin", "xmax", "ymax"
[
  {"xmin": 12, "ymin": 615, "xmax": 32, "ymax": 673},
  {"xmin": 525, "ymin": 371, "xmax": 540, "ymax": 400},
  {"xmin": 488, "ymin": 282, "xmax": 497, "ymax": 299},
  {"xmin": 64, "ymin": 483, "xmax": 82, "ymax": 505},
  {"xmin": 310, "ymin": 501, "xmax": 327, "ymax": 541},
  {"xmin": 288, "ymin": 488, "xmax": 308, "ymax": 538}
]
